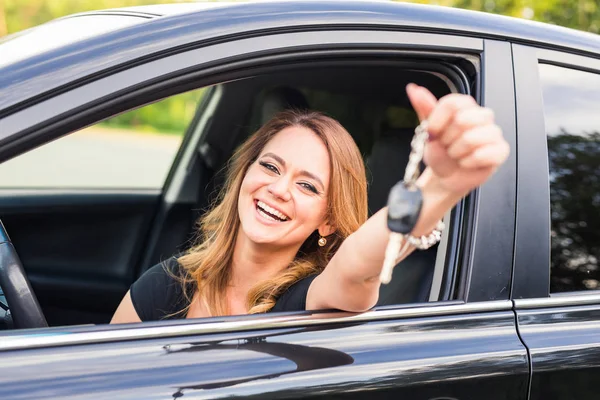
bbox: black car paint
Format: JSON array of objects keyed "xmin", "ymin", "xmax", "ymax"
[
  {"xmin": 0, "ymin": 304, "xmax": 527, "ymax": 399},
  {"xmin": 0, "ymin": 1, "xmax": 598, "ymax": 399},
  {"xmin": 510, "ymin": 43, "xmax": 552, "ymax": 301},
  {"xmin": 516, "ymin": 300, "xmax": 600, "ymax": 400}
]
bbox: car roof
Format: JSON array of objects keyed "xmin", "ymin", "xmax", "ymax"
[
  {"xmin": 99, "ymin": 0, "xmax": 600, "ymax": 52},
  {"xmin": 0, "ymin": 0, "xmax": 598, "ymax": 115},
  {"xmin": 89, "ymin": 2, "xmax": 238, "ymax": 17},
  {"xmin": 0, "ymin": 2, "xmax": 236, "ymax": 68}
]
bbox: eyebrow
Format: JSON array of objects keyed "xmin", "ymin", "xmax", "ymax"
[{"xmin": 261, "ymin": 152, "xmax": 325, "ymax": 190}]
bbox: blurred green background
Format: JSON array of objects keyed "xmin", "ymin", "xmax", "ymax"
[
  {"xmin": 2, "ymin": 0, "xmax": 598, "ymax": 36},
  {"xmin": 1, "ymin": 0, "xmax": 597, "ymax": 135}
]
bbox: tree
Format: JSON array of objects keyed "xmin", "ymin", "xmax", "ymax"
[
  {"xmin": 399, "ymin": 0, "xmax": 600, "ymax": 33},
  {"xmin": 0, "ymin": 0, "xmax": 7, "ymax": 37}
]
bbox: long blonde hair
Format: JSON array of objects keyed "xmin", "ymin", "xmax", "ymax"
[{"xmin": 177, "ymin": 110, "xmax": 368, "ymax": 315}]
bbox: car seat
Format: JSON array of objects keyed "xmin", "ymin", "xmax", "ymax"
[
  {"xmin": 259, "ymin": 86, "xmax": 310, "ymax": 125},
  {"xmin": 366, "ymin": 128, "xmax": 438, "ymax": 306}
]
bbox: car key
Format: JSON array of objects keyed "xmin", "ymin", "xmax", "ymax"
[{"xmin": 380, "ymin": 121, "xmax": 429, "ymax": 284}]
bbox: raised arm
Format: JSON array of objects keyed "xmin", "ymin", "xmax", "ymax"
[{"xmin": 307, "ymin": 84, "xmax": 509, "ymax": 312}]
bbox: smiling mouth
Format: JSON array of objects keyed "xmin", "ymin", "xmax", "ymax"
[{"xmin": 255, "ymin": 200, "xmax": 289, "ymax": 222}]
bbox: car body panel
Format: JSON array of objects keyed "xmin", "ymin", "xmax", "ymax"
[
  {"xmin": 0, "ymin": 14, "xmax": 149, "ymax": 69},
  {"xmin": 0, "ymin": 303, "xmax": 528, "ymax": 399},
  {"xmin": 510, "ymin": 43, "xmax": 551, "ymax": 300},
  {"xmin": 464, "ymin": 39, "xmax": 516, "ymax": 302},
  {"xmin": 515, "ymin": 297, "xmax": 600, "ymax": 400}
]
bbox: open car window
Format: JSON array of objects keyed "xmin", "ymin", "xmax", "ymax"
[
  {"xmin": 0, "ymin": 18, "xmax": 495, "ymax": 332},
  {"xmin": 0, "ymin": 58, "xmax": 472, "ymax": 332}
]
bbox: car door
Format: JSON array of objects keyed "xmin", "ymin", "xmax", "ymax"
[
  {"xmin": 512, "ymin": 44, "xmax": 600, "ymax": 400},
  {"xmin": 0, "ymin": 8, "xmax": 528, "ymax": 397},
  {"xmin": 0, "ymin": 302, "xmax": 526, "ymax": 399}
]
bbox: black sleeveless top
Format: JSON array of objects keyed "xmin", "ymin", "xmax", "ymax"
[{"xmin": 130, "ymin": 257, "xmax": 318, "ymax": 321}]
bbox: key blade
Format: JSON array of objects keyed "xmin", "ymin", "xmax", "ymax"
[{"xmin": 380, "ymin": 233, "xmax": 403, "ymax": 284}]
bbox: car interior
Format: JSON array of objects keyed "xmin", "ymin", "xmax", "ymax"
[{"xmin": 0, "ymin": 59, "xmax": 474, "ymax": 329}]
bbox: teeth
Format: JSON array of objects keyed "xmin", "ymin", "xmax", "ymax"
[
  {"xmin": 257, "ymin": 201, "xmax": 288, "ymax": 221},
  {"xmin": 258, "ymin": 209, "xmax": 278, "ymax": 222}
]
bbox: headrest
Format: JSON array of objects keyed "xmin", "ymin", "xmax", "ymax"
[
  {"xmin": 260, "ymin": 87, "xmax": 310, "ymax": 125},
  {"xmin": 366, "ymin": 128, "xmax": 415, "ymax": 215}
]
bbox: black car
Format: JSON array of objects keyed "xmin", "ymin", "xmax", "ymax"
[{"xmin": 0, "ymin": 1, "xmax": 598, "ymax": 399}]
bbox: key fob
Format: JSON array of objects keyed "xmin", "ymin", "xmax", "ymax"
[{"xmin": 386, "ymin": 181, "xmax": 423, "ymax": 234}]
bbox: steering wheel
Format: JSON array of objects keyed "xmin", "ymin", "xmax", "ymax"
[{"xmin": 0, "ymin": 219, "xmax": 47, "ymax": 329}]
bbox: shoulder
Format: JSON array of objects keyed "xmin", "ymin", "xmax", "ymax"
[
  {"xmin": 130, "ymin": 257, "xmax": 189, "ymax": 321},
  {"xmin": 270, "ymin": 274, "xmax": 319, "ymax": 313},
  {"xmin": 134, "ymin": 258, "xmax": 181, "ymax": 292}
]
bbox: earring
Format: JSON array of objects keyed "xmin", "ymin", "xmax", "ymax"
[{"xmin": 318, "ymin": 236, "xmax": 327, "ymax": 247}]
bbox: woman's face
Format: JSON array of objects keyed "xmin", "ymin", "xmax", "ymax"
[{"xmin": 238, "ymin": 125, "xmax": 332, "ymax": 249}]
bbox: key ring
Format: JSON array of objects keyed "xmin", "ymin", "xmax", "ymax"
[{"xmin": 403, "ymin": 120, "xmax": 429, "ymax": 187}]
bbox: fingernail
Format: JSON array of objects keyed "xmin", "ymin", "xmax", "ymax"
[{"xmin": 406, "ymin": 83, "xmax": 418, "ymax": 91}]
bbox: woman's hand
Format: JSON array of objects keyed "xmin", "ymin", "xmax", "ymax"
[{"xmin": 407, "ymin": 84, "xmax": 510, "ymax": 197}]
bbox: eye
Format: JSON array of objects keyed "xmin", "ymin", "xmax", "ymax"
[
  {"xmin": 299, "ymin": 182, "xmax": 319, "ymax": 194},
  {"xmin": 259, "ymin": 161, "xmax": 279, "ymax": 174}
]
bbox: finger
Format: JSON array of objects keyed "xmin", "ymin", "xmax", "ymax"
[
  {"xmin": 427, "ymin": 94, "xmax": 477, "ymax": 138},
  {"xmin": 440, "ymin": 107, "xmax": 495, "ymax": 148},
  {"xmin": 406, "ymin": 83, "xmax": 438, "ymax": 122},
  {"xmin": 423, "ymin": 140, "xmax": 458, "ymax": 177},
  {"xmin": 446, "ymin": 124, "xmax": 503, "ymax": 160},
  {"xmin": 458, "ymin": 140, "xmax": 510, "ymax": 169}
]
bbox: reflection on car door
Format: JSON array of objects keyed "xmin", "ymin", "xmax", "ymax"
[{"xmin": 0, "ymin": 303, "xmax": 528, "ymax": 399}]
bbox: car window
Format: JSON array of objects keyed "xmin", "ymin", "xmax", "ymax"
[
  {"xmin": 0, "ymin": 89, "xmax": 206, "ymax": 189},
  {"xmin": 539, "ymin": 63, "xmax": 600, "ymax": 293}
]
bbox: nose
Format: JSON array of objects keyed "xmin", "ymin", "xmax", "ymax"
[{"xmin": 267, "ymin": 176, "xmax": 292, "ymax": 202}]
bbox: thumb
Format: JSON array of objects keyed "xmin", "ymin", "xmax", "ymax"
[{"xmin": 406, "ymin": 83, "xmax": 437, "ymax": 122}]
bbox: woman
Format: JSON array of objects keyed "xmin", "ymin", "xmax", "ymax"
[{"xmin": 111, "ymin": 84, "xmax": 509, "ymax": 322}]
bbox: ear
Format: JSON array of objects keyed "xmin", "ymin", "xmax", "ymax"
[{"xmin": 317, "ymin": 221, "xmax": 336, "ymax": 237}]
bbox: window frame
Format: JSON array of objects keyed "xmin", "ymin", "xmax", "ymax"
[
  {"xmin": 512, "ymin": 45, "xmax": 600, "ymax": 300},
  {"xmin": 0, "ymin": 28, "xmax": 520, "ymax": 341}
]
